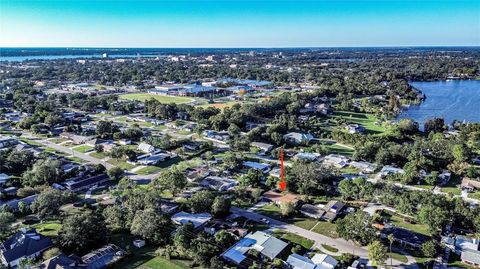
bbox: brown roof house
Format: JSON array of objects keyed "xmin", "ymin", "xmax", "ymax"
[{"xmin": 262, "ymin": 190, "xmax": 299, "ymax": 206}]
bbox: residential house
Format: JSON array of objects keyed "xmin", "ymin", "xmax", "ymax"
[
  {"xmin": 283, "ymin": 132, "xmax": 314, "ymax": 145},
  {"xmin": 0, "ymin": 136, "xmax": 18, "ymax": 150},
  {"xmin": 171, "ymin": 212, "xmax": 212, "ymax": 229},
  {"xmin": 38, "ymin": 253, "xmax": 78, "ymax": 269},
  {"xmin": 461, "ymin": 249, "xmax": 480, "ymax": 267},
  {"xmin": 380, "ymin": 225, "xmax": 430, "ymax": 249},
  {"xmin": 0, "ymin": 173, "xmax": 10, "ymax": 186},
  {"xmin": 0, "ymin": 228, "xmax": 53, "ymax": 268},
  {"xmin": 184, "ymin": 166, "xmax": 211, "ymax": 182},
  {"xmin": 461, "ymin": 178, "xmax": 480, "ymax": 192},
  {"xmin": 64, "ymin": 174, "xmax": 110, "ymax": 192},
  {"xmin": 221, "ymin": 231, "xmax": 288, "ymax": 265},
  {"xmin": 294, "ymin": 152, "xmax": 320, "ymax": 162},
  {"xmin": 138, "ymin": 143, "xmax": 155, "ymax": 154},
  {"xmin": 243, "ymin": 161, "xmax": 272, "ymax": 173},
  {"xmin": 203, "ymin": 130, "xmax": 230, "ymax": 142},
  {"xmin": 322, "ymin": 200, "xmax": 345, "ymax": 221},
  {"xmin": 311, "ymin": 253, "xmax": 339, "ymax": 269},
  {"xmin": 322, "ymin": 154, "xmax": 350, "ymax": 168},
  {"xmin": 200, "ymin": 176, "xmax": 238, "ymax": 191},
  {"xmin": 251, "ymin": 142, "xmax": 274, "ymax": 154},
  {"xmin": 379, "ymin": 166, "xmax": 405, "ymax": 178},
  {"xmin": 80, "ymin": 244, "xmax": 125, "ymax": 269},
  {"xmin": 346, "ymin": 124, "xmax": 366, "ymax": 134},
  {"xmin": 349, "ymin": 161, "xmax": 376, "ymax": 174},
  {"xmin": 136, "ymin": 152, "xmax": 173, "ymax": 166},
  {"xmin": 182, "ymin": 141, "xmax": 202, "ymax": 153},
  {"xmin": 438, "ymin": 171, "xmax": 452, "ymax": 186},
  {"xmin": 299, "ymin": 204, "xmax": 326, "ymax": 219},
  {"xmin": 263, "ymin": 190, "xmax": 299, "ymax": 206}
]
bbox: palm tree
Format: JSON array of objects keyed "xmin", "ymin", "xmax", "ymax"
[{"xmin": 387, "ymin": 234, "xmax": 395, "ymax": 268}]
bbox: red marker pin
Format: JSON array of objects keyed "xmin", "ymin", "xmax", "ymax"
[{"xmin": 279, "ymin": 148, "xmax": 286, "ymax": 191}]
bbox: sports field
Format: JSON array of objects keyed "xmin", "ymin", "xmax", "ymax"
[{"xmin": 119, "ymin": 93, "xmax": 193, "ymax": 104}]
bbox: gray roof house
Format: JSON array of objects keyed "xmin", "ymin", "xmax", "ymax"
[
  {"xmin": 461, "ymin": 249, "xmax": 480, "ymax": 267},
  {"xmin": 222, "ymin": 231, "xmax": 288, "ymax": 265},
  {"xmin": 300, "ymin": 204, "xmax": 326, "ymax": 219},
  {"xmin": 283, "ymin": 132, "xmax": 314, "ymax": 145},
  {"xmin": 0, "ymin": 228, "xmax": 53, "ymax": 268}
]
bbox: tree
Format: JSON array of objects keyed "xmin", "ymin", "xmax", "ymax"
[
  {"xmin": 22, "ymin": 159, "xmax": 63, "ymax": 186},
  {"xmin": 107, "ymin": 167, "xmax": 125, "ymax": 180},
  {"xmin": 130, "ymin": 208, "xmax": 172, "ymax": 245},
  {"xmin": 387, "ymin": 234, "xmax": 395, "ymax": 269},
  {"xmin": 239, "ymin": 169, "xmax": 263, "ymax": 187},
  {"xmin": 214, "ymin": 230, "xmax": 237, "ymax": 249},
  {"xmin": 421, "ymin": 240, "xmax": 439, "ymax": 258},
  {"xmin": 211, "ymin": 196, "xmax": 231, "ymax": 218},
  {"xmin": 368, "ymin": 240, "xmax": 388, "ymax": 266},
  {"xmin": 286, "ymin": 161, "xmax": 332, "ymax": 195},
  {"xmin": 452, "ymin": 144, "xmax": 470, "ymax": 163},
  {"xmin": 189, "ymin": 232, "xmax": 219, "ymax": 266},
  {"xmin": 280, "ymin": 201, "xmax": 295, "ymax": 217},
  {"xmin": 154, "ymin": 168, "xmax": 187, "ymax": 196},
  {"xmin": 336, "ymin": 211, "xmax": 376, "ymax": 246},
  {"xmin": 424, "ymin": 118, "xmax": 445, "ymax": 134},
  {"xmin": 102, "ymin": 205, "xmax": 125, "ymax": 230},
  {"xmin": 58, "ymin": 210, "xmax": 108, "ymax": 253},
  {"xmin": 418, "ymin": 205, "xmax": 448, "ymax": 234},
  {"xmin": 187, "ymin": 190, "xmax": 215, "ymax": 213},
  {"xmin": 209, "ymin": 256, "xmax": 225, "ymax": 269},
  {"xmin": 0, "ymin": 211, "xmax": 14, "ymax": 238},
  {"xmin": 30, "ymin": 188, "xmax": 75, "ymax": 219},
  {"xmin": 173, "ymin": 222, "xmax": 195, "ymax": 255}
]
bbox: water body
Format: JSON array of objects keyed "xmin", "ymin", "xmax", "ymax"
[
  {"xmin": 0, "ymin": 54, "xmax": 158, "ymax": 62},
  {"xmin": 398, "ymin": 80, "xmax": 480, "ymax": 126}
]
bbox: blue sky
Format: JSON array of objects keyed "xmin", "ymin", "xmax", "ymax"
[{"xmin": 0, "ymin": 0, "xmax": 479, "ymax": 47}]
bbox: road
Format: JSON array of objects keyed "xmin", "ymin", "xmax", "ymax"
[{"xmin": 230, "ymin": 206, "xmax": 419, "ymax": 268}]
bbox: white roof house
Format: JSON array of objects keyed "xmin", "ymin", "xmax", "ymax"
[
  {"xmin": 137, "ymin": 143, "xmax": 155, "ymax": 153},
  {"xmin": 349, "ymin": 161, "xmax": 376, "ymax": 173},
  {"xmin": 171, "ymin": 212, "xmax": 212, "ymax": 229},
  {"xmin": 322, "ymin": 154, "xmax": 350, "ymax": 168},
  {"xmin": 200, "ymin": 176, "xmax": 238, "ymax": 191},
  {"xmin": 0, "ymin": 173, "xmax": 11, "ymax": 185},
  {"xmin": 222, "ymin": 231, "xmax": 288, "ymax": 265},
  {"xmin": 311, "ymin": 254, "xmax": 338, "ymax": 269},
  {"xmin": 379, "ymin": 165, "xmax": 405, "ymax": 177},
  {"xmin": 286, "ymin": 253, "xmax": 338, "ymax": 269}
]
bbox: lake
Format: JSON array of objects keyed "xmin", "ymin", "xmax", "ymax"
[{"xmin": 398, "ymin": 80, "xmax": 480, "ymax": 127}]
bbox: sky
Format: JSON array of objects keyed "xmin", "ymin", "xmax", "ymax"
[{"xmin": 0, "ymin": 0, "xmax": 479, "ymax": 48}]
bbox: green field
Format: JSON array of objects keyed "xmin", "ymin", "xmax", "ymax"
[
  {"xmin": 321, "ymin": 244, "xmax": 339, "ymax": 253},
  {"xmin": 468, "ymin": 191, "xmax": 480, "ymax": 200},
  {"xmin": 90, "ymin": 151, "xmax": 108, "ymax": 159},
  {"xmin": 107, "ymin": 158, "xmax": 136, "ymax": 170},
  {"xmin": 135, "ymin": 166, "xmax": 163, "ymax": 175},
  {"xmin": 273, "ymin": 230, "xmax": 314, "ymax": 249},
  {"xmin": 331, "ymin": 111, "xmax": 386, "ymax": 135},
  {"xmin": 72, "ymin": 145, "xmax": 94, "ymax": 153},
  {"xmin": 137, "ymin": 257, "xmax": 188, "ymax": 269},
  {"xmin": 119, "ymin": 93, "xmax": 193, "ymax": 104},
  {"xmin": 324, "ymin": 143, "xmax": 355, "ymax": 156},
  {"xmin": 31, "ymin": 220, "xmax": 62, "ymax": 237},
  {"xmin": 310, "ymin": 221, "xmax": 339, "ymax": 238}
]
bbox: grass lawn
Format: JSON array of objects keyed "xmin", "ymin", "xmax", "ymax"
[
  {"xmin": 468, "ymin": 191, "xmax": 480, "ymax": 200},
  {"xmin": 257, "ymin": 203, "xmax": 283, "ymax": 219},
  {"xmin": 107, "ymin": 159, "xmax": 136, "ymax": 170},
  {"xmin": 19, "ymin": 137, "xmax": 43, "ymax": 147},
  {"xmin": 135, "ymin": 166, "xmax": 163, "ymax": 175},
  {"xmin": 324, "ymin": 143, "xmax": 355, "ymax": 156},
  {"xmin": 389, "ymin": 251, "xmax": 409, "ymax": 263},
  {"xmin": 321, "ymin": 244, "xmax": 339, "ymax": 253},
  {"xmin": 273, "ymin": 230, "xmax": 314, "ymax": 249},
  {"xmin": 119, "ymin": 93, "xmax": 193, "ymax": 104},
  {"xmin": 331, "ymin": 111, "xmax": 386, "ymax": 135},
  {"xmin": 293, "ymin": 218, "xmax": 319, "ymax": 230},
  {"xmin": 381, "ymin": 210, "xmax": 431, "ymax": 236},
  {"xmin": 136, "ymin": 257, "xmax": 188, "ymax": 269},
  {"xmin": 67, "ymin": 156, "xmax": 87, "ymax": 164},
  {"xmin": 198, "ymin": 101, "xmax": 240, "ymax": 109},
  {"xmin": 311, "ymin": 221, "xmax": 339, "ymax": 238},
  {"xmin": 72, "ymin": 145, "xmax": 94, "ymax": 153},
  {"xmin": 90, "ymin": 151, "xmax": 108, "ymax": 159},
  {"xmin": 440, "ymin": 186, "xmax": 461, "ymax": 195},
  {"xmin": 31, "ymin": 220, "xmax": 62, "ymax": 237}
]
